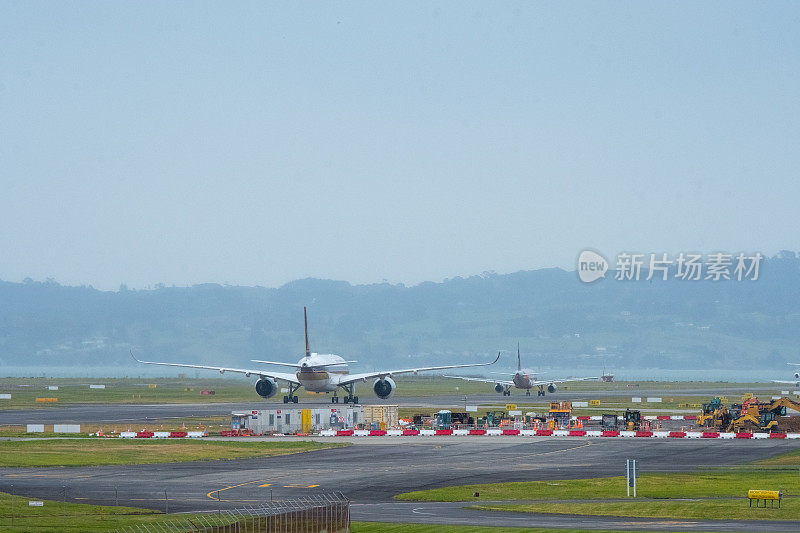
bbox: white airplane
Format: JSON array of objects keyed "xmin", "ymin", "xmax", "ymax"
[
  {"xmin": 772, "ymin": 363, "xmax": 800, "ymax": 387},
  {"xmin": 444, "ymin": 344, "xmax": 598, "ymax": 397},
  {"xmin": 132, "ymin": 307, "xmax": 500, "ymax": 404}
]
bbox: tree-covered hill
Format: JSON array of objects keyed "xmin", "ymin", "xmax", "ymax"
[{"xmin": 1, "ymin": 252, "xmax": 799, "ymax": 373}]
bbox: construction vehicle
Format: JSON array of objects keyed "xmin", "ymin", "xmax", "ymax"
[
  {"xmin": 549, "ymin": 401, "xmax": 572, "ymax": 428},
  {"xmin": 729, "ymin": 396, "xmax": 800, "ymax": 432},
  {"xmin": 477, "ymin": 410, "xmax": 507, "ymax": 428},
  {"xmin": 700, "ymin": 396, "xmax": 800, "ymax": 433},
  {"xmin": 601, "ymin": 414, "xmax": 618, "ymax": 430},
  {"xmin": 766, "ymin": 396, "xmax": 800, "ymax": 417},
  {"xmin": 623, "ymin": 409, "xmax": 642, "ymax": 431},
  {"xmin": 698, "ymin": 397, "xmax": 734, "ymax": 430},
  {"xmin": 726, "ymin": 410, "xmax": 777, "ymax": 433}
]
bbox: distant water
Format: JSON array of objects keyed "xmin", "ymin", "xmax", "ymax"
[{"xmin": 0, "ymin": 365, "xmax": 793, "ymax": 383}]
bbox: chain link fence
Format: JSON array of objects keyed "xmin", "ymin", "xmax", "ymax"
[{"xmin": 110, "ymin": 493, "xmax": 350, "ymax": 533}]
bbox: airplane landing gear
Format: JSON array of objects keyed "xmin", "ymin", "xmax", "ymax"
[
  {"xmin": 526, "ymin": 390, "xmax": 531, "ymax": 396},
  {"xmin": 537, "ymin": 386, "xmax": 545, "ymax": 397},
  {"xmin": 283, "ymin": 383, "xmax": 299, "ymax": 404},
  {"xmin": 502, "ymin": 388, "xmax": 511, "ymax": 396},
  {"xmin": 340, "ymin": 384, "xmax": 359, "ymax": 404},
  {"xmin": 331, "ymin": 394, "xmax": 339, "ymax": 404}
]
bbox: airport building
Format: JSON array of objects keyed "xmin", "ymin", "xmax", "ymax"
[
  {"xmin": 231, "ymin": 404, "xmax": 399, "ymax": 434},
  {"xmin": 232, "ymin": 406, "xmax": 364, "ymax": 434}
]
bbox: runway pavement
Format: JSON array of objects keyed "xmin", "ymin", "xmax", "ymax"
[{"xmin": 1, "ymin": 436, "xmax": 799, "ymax": 531}]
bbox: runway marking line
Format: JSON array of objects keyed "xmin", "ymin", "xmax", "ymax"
[
  {"xmin": 5, "ymin": 473, "xmax": 92, "ymax": 478},
  {"xmin": 205, "ymin": 479, "xmax": 270, "ymax": 502},
  {"xmin": 206, "ymin": 479, "xmax": 322, "ymax": 501},
  {"xmin": 512, "ymin": 441, "xmax": 593, "ymax": 461}
]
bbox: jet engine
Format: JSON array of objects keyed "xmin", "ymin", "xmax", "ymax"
[
  {"xmin": 495, "ymin": 383, "xmax": 504, "ymax": 393},
  {"xmin": 373, "ymin": 377, "xmax": 396, "ymax": 399},
  {"xmin": 794, "ymin": 372, "xmax": 799, "ymax": 379},
  {"xmin": 255, "ymin": 377, "xmax": 278, "ymax": 399},
  {"xmin": 547, "ymin": 383, "xmax": 557, "ymax": 393}
]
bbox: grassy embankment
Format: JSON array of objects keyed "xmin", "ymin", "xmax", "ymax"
[
  {"xmin": 0, "ymin": 491, "xmax": 669, "ymax": 533},
  {"xmin": 0, "ymin": 415, "xmax": 232, "ymax": 438},
  {"xmin": 0, "ymin": 439, "xmax": 347, "ymax": 467},
  {"xmin": 397, "ymin": 448, "xmax": 800, "ymax": 521}
]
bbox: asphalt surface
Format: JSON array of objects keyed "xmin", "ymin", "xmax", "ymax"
[
  {"xmin": 2, "ymin": 436, "xmax": 799, "ymax": 531},
  {"xmin": 0, "ymin": 382, "xmax": 785, "ymax": 425},
  {"xmin": 354, "ymin": 501, "xmax": 800, "ymax": 532}
]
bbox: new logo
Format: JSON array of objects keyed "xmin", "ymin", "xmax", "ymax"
[{"xmin": 577, "ymin": 250, "xmax": 608, "ymax": 283}]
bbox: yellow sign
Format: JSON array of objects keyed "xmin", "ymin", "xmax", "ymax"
[
  {"xmin": 590, "ymin": 400, "xmax": 600, "ymax": 406},
  {"xmin": 35, "ymin": 398, "xmax": 58, "ymax": 403},
  {"xmin": 748, "ymin": 490, "xmax": 781, "ymax": 501},
  {"xmin": 505, "ymin": 404, "xmax": 517, "ymax": 411},
  {"xmin": 148, "ymin": 384, "xmax": 157, "ymax": 389}
]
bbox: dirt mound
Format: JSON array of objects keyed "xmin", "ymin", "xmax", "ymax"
[{"xmin": 777, "ymin": 416, "xmax": 800, "ymax": 432}]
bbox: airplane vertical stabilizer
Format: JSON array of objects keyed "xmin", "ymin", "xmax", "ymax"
[{"xmin": 304, "ymin": 306, "xmax": 310, "ymax": 357}]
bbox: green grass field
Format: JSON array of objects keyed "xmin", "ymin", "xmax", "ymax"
[
  {"xmin": 0, "ymin": 439, "xmax": 347, "ymax": 467},
  {"xmin": 471, "ymin": 499, "xmax": 794, "ymax": 522},
  {"xmin": 397, "ymin": 449, "xmax": 800, "ymax": 522},
  {"xmin": 398, "ymin": 470, "xmax": 800, "ymax": 502},
  {"xmin": 0, "ymin": 490, "xmax": 658, "ymax": 533}
]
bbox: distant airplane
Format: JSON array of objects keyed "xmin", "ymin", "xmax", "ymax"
[
  {"xmin": 132, "ymin": 307, "xmax": 499, "ymax": 404},
  {"xmin": 771, "ymin": 363, "xmax": 800, "ymax": 387},
  {"xmin": 444, "ymin": 344, "xmax": 598, "ymax": 396}
]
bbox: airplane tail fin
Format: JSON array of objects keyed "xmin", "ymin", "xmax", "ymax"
[
  {"xmin": 304, "ymin": 306, "xmax": 310, "ymax": 357},
  {"xmin": 517, "ymin": 343, "xmax": 521, "ymax": 371}
]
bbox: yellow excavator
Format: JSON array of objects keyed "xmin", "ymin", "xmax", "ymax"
[{"xmin": 723, "ymin": 396, "xmax": 800, "ymax": 433}]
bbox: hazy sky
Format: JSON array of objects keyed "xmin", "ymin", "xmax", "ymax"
[{"xmin": 1, "ymin": 2, "xmax": 798, "ymax": 290}]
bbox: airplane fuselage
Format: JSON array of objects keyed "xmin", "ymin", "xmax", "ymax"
[
  {"xmin": 512, "ymin": 368, "xmax": 537, "ymax": 390},
  {"xmin": 295, "ymin": 353, "xmax": 349, "ymax": 392}
]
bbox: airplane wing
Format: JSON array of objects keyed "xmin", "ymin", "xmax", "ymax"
[
  {"xmin": 442, "ymin": 375, "xmax": 514, "ymax": 387},
  {"xmin": 249, "ymin": 360, "xmax": 304, "ymax": 368},
  {"xmin": 335, "ymin": 352, "xmax": 501, "ymax": 386},
  {"xmin": 772, "ymin": 380, "xmax": 800, "ymax": 385},
  {"xmin": 249, "ymin": 359, "xmax": 358, "ymax": 367},
  {"xmin": 131, "ymin": 352, "xmax": 300, "ymax": 385}
]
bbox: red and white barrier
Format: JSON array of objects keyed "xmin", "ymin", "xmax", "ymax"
[
  {"xmin": 116, "ymin": 431, "xmax": 207, "ymax": 439},
  {"xmin": 316, "ymin": 429, "xmax": 800, "ymax": 440}
]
